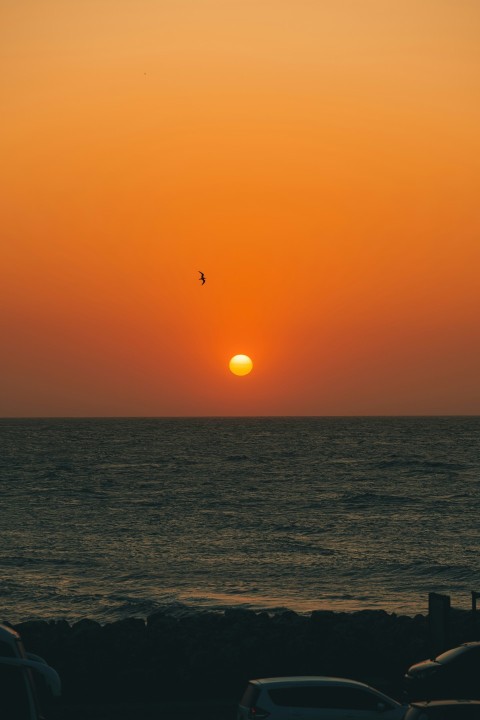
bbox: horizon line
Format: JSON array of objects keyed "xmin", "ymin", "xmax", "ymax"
[{"xmin": 1, "ymin": 414, "xmax": 479, "ymax": 420}]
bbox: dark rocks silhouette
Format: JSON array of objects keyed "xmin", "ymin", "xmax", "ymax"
[{"xmin": 12, "ymin": 607, "xmax": 477, "ymax": 717}]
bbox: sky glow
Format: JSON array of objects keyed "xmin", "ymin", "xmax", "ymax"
[{"xmin": 1, "ymin": 0, "xmax": 479, "ymax": 416}]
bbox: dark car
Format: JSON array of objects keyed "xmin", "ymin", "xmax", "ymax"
[
  {"xmin": 0, "ymin": 659, "xmax": 44, "ymax": 720},
  {"xmin": 404, "ymin": 699, "xmax": 480, "ymax": 719},
  {"xmin": 0, "ymin": 623, "xmax": 61, "ymax": 719},
  {"xmin": 405, "ymin": 642, "xmax": 480, "ymax": 701},
  {"xmin": 237, "ymin": 676, "xmax": 406, "ymax": 720}
]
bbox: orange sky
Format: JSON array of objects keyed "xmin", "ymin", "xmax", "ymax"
[{"xmin": 1, "ymin": 0, "xmax": 479, "ymax": 416}]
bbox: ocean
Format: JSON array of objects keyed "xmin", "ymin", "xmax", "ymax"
[{"xmin": 1, "ymin": 417, "xmax": 480, "ymax": 624}]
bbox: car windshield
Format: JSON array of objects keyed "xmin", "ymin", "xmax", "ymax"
[{"xmin": 268, "ymin": 686, "xmax": 393, "ymax": 711}]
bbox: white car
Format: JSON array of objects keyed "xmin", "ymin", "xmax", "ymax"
[{"xmin": 238, "ymin": 676, "xmax": 407, "ymax": 720}]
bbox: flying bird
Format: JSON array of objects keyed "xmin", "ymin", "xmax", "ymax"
[{"xmin": 198, "ymin": 271, "xmax": 206, "ymax": 285}]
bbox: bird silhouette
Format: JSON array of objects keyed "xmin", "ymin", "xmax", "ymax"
[{"xmin": 198, "ymin": 271, "xmax": 206, "ymax": 285}]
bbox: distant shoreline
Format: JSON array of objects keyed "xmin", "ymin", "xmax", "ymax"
[{"xmin": 2, "ymin": 414, "xmax": 480, "ymax": 420}]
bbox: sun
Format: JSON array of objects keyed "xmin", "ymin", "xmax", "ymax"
[{"xmin": 229, "ymin": 354, "xmax": 253, "ymax": 376}]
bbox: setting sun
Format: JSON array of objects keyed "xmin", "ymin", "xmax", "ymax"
[
  {"xmin": 229, "ymin": 355, "xmax": 253, "ymax": 377},
  {"xmin": 1, "ymin": 0, "xmax": 479, "ymax": 417}
]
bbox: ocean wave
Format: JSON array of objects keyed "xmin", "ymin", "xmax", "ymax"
[
  {"xmin": 1, "ymin": 417, "xmax": 480, "ymax": 622},
  {"xmin": 339, "ymin": 491, "xmax": 417, "ymax": 506},
  {"xmin": 374, "ymin": 458, "xmax": 467, "ymax": 472}
]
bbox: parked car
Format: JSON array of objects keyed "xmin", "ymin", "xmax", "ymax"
[
  {"xmin": 0, "ymin": 657, "xmax": 45, "ymax": 720},
  {"xmin": 404, "ymin": 699, "xmax": 480, "ymax": 719},
  {"xmin": 0, "ymin": 623, "xmax": 61, "ymax": 718},
  {"xmin": 238, "ymin": 676, "xmax": 407, "ymax": 720},
  {"xmin": 404, "ymin": 641, "xmax": 480, "ymax": 701}
]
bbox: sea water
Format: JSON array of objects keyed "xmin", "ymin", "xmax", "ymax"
[{"xmin": 1, "ymin": 417, "xmax": 480, "ymax": 623}]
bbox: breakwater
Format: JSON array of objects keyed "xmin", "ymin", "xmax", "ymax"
[{"xmin": 12, "ymin": 607, "xmax": 476, "ymax": 707}]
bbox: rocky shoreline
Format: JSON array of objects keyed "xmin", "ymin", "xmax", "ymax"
[{"xmin": 11, "ymin": 607, "xmax": 478, "ymax": 716}]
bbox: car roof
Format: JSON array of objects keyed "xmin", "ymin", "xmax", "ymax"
[
  {"xmin": 251, "ymin": 676, "xmax": 378, "ymax": 689},
  {"xmin": 0, "ymin": 624, "xmax": 20, "ymax": 642},
  {"xmin": 412, "ymin": 700, "xmax": 480, "ymax": 708},
  {"xmin": 438, "ymin": 642, "xmax": 480, "ymax": 658}
]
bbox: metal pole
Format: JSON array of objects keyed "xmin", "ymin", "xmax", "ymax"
[{"xmin": 472, "ymin": 591, "xmax": 480, "ymax": 639}]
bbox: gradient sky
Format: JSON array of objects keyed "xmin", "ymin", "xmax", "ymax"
[{"xmin": 2, "ymin": 0, "xmax": 479, "ymax": 416}]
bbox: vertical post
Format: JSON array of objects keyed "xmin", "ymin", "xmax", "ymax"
[
  {"xmin": 428, "ymin": 592, "xmax": 450, "ymax": 656},
  {"xmin": 472, "ymin": 591, "xmax": 480, "ymax": 639}
]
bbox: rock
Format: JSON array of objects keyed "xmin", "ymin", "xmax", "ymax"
[{"xmin": 10, "ymin": 608, "xmax": 436, "ymax": 704}]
